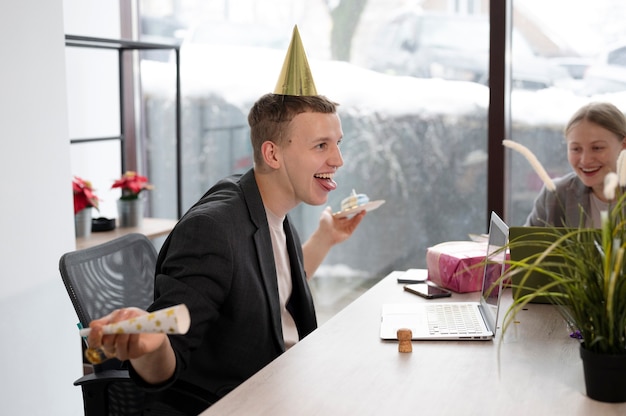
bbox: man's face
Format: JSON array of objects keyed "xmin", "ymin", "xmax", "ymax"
[{"xmin": 277, "ymin": 111, "xmax": 344, "ymax": 208}]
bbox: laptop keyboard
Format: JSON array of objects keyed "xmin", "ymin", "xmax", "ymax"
[{"xmin": 426, "ymin": 303, "xmax": 484, "ymax": 335}]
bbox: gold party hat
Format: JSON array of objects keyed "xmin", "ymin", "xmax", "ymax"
[{"xmin": 274, "ymin": 25, "xmax": 318, "ymax": 96}]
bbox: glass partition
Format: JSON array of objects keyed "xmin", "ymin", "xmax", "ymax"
[
  {"xmin": 509, "ymin": 0, "xmax": 626, "ymax": 225},
  {"xmin": 135, "ymin": 1, "xmax": 626, "ymax": 315}
]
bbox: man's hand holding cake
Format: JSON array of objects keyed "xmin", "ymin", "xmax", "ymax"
[{"xmin": 333, "ymin": 189, "xmax": 385, "ymax": 218}]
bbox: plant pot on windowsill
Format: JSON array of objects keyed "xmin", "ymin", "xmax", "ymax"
[
  {"xmin": 112, "ymin": 171, "xmax": 153, "ymax": 228},
  {"xmin": 74, "ymin": 207, "xmax": 92, "ymax": 238},
  {"xmin": 73, "ymin": 176, "xmax": 99, "ymax": 238},
  {"xmin": 117, "ymin": 197, "xmax": 143, "ymax": 228}
]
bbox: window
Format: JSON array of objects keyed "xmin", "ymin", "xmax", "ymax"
[
  {"xmin": 132, "ymin": 0, "xmax": 626, "ymax": 298},
  {"xmin": 508, "ymin": 0, "xmax": 626, "ymax": 225}
]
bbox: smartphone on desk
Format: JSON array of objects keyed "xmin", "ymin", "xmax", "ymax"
[
  {"xmin": 397, "ymin": 268, "xmax": 428, "ymax": 284},
  {"xmin": 404, "ymin": 281, "xmax": 452, "ymax": 299}
]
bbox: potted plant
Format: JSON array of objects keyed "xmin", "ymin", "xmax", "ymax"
[
  {"xmin": 501, "ymin": 140, "xmax": 626, "ymax": 403},
  {"xmin": 72, "ymin": 176, "xmax": 99, "ymax": 238},
  {"xmin": 111, "ymin": 171, "xmax": 153, "ymax": 228}
]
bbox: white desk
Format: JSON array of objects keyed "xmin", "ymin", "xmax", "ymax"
[{"xmin": 200, "ymin": 271, "xmax": 626, "ymax": 415}]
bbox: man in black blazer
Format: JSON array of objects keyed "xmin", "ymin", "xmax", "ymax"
[{"xmin": 86, "ymin": 27, "xmax": 366, "ymax": 415}]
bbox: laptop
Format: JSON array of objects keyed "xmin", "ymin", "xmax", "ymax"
[
  {"xmin": 508, "ymin": 226, "xmax": 570, "ymax": 304},
  {"xmin": 380, "ymin": 211, "xmax": 508, "ymax": 340}
]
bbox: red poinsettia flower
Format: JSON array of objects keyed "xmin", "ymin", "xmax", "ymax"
[
  {"xmin": 111, "ymin": 171, "xmax": 154, "ymax": 200},
  {"xmin": 73, "ymin": 176, "xmax": 99, "ymax": 214}
]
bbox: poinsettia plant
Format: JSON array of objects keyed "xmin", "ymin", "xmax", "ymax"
[
  {"xmin": 73, "ymin": 176, "xmax": 99, "ymax": 214},
  {"xmin": 111, "ymin": 171, "xmax": 154, "ymax": 200}
]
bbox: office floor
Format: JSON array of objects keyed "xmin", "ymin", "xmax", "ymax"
[{"xmin": 309, "ymin": 275, "xmax": 380, "ymax": 325}]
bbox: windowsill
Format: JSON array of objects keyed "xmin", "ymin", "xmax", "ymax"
[{"xmin": 75, "ymin": 217, "xmax": 178, "ymax": 250}]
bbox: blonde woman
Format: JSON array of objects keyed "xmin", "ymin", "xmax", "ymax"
[{"xmin": 526, "ymin": 102, "xmax": 626, "ymax": 227}]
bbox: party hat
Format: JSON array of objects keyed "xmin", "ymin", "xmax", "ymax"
[{"xmin": 274, "ymin": 25, "xmax": 318, "ymax": 96}]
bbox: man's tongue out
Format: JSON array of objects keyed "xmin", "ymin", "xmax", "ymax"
[{"xmin": 316, "ymin": 176, "xmax": 337, "ymax": 191}]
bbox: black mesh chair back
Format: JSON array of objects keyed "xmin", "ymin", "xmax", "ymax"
[{"xmin": 59, "ymin": 233, "xmax": 158, "ymax": 416}]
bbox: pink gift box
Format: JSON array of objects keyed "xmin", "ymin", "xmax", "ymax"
[{"xmin": 426, "ymin": 241, "xmax": 490, "ymax": 293}]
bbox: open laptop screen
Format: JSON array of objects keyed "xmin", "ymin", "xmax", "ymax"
[{"xmin": 480, "ymin": 212, "xmax": 509, "ymax": 333}]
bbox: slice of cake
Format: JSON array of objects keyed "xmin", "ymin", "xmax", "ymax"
[{"xmin": 341, "ymin": 189, "xmax": 369, "ymax": 211}]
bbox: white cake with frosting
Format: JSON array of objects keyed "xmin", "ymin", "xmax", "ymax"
[{"xmin": 341, "ymin": 189, "xmax": 369, "ymax": 211}]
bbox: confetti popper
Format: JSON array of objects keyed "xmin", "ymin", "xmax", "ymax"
[{"xmin": 79, "ymin": 304, "xmax": 190, "ymax": 337}]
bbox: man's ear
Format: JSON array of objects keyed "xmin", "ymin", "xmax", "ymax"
[{"xmin": 261, "ymin": 141, "xmax": 281, "ymax": 169}]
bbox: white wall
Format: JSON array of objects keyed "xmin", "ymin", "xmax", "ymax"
[
  {"xmin": 64, "ymin": 1, "xmax": 125, "ymax": 219},
  {"xmin": 0, "ymin": 1, "xmax": 119, "ymax": 414}
]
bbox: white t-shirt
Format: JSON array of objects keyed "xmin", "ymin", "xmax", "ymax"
[
  {"xmin": 265, "ymin": 208, "xmax": 299, "ymax": 349},
  {"xmin": 588, "ymin": 193, "xmax": 609, "ymax": 228}
]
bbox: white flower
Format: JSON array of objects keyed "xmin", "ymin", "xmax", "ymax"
[
  {"xmin": 502, "ymin": 139, "xmax": 556, "ymax": 192},
  {"xmin": 604, "ymin": 172, "xmax": 619, "ymax": 201}
]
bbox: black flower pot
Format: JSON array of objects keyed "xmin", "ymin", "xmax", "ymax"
[{"xmin": 580, "ymin": 345, "xmax": 626, "ymax": 402}]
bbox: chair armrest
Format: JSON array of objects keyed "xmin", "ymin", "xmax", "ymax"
[
  {"xmin": 74, "ymin": 369, "xmax": 130, "ymax": 386},
  {"xmin": 74, "ymin": 369, "xmax": 145, "ymax": 416}
]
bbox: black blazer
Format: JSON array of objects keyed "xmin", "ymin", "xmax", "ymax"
[{"xmin": 133, "ymin": 169, "xmax": 317, "ymax": 409}]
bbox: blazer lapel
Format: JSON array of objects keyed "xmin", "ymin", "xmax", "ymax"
[
  {"xmin": 284, "ymin": 218, "xmax": 317, "ymax": 338},
  {"xmin": 565, "ymin": 176, "xmax": 589, "ymax": 226},
  {"xmin": 240, "ymin": 170, "xmax": 285, "ymax": 350}
]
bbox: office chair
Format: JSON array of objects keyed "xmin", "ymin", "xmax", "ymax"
[{"xmin": 59, "ymin": 233, "xmax": 158, "ymax": 416}]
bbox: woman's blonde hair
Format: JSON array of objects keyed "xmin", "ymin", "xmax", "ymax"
[{"xmin": 565, "ymin": 102, "xmax": 626, "ymax": 140}]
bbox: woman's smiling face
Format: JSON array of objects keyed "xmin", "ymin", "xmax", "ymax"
[{"xmin": 566, "ymin": 119, "xmax": 626, "ymax": 198}]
